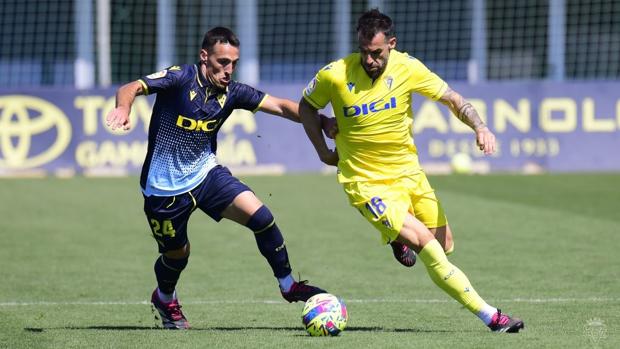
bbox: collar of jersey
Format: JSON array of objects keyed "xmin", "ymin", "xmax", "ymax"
[{"xmin": 194, "ymin": 63, "xmax": 229, "ymax": 96}]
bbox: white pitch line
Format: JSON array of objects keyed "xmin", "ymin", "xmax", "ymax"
[{"xmin": 0, "ymin": 297, "xmax": 617, "ymax": 307}]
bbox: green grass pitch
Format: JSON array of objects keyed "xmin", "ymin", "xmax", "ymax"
[{"xmin": 1, "ymin": 173, "xmax": 618, "ymax": 348}]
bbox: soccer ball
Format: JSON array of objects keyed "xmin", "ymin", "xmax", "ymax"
[
  {"xmin": 301, "ymin": 293, "xmax": 348, "ymax": 336},
  {"xmin": 450, "ymin": 152, "xmax": 473, "ymax": 174}
]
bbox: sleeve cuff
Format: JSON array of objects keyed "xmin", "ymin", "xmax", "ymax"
[
  {"xmin": 303, "ymin": 94, "xmax": 323, "ymax": 110},
  {"xmin": 432, "ymin": 82, "xmax": 448, "ymax": 101},
  {"xmin": 137, "ymin": 79, "xmax": 150, "ymax": 95},
  {"xmin": 252, "ymin": 94, "xmax": 269, "ymax": 113}
]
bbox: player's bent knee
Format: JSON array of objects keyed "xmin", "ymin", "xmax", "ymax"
[
  {"xmin": 442, "ymin": 232, "xmax": 454, "ymax": 255},
  {"xmin": 246, "ymin": 205, "xmax": 275, "ymax": 233},
  {"xmin": 432, "ymin": 226, "xmax": 454, "ymax": 254},
  {"xmin": 444, "ymin": 241, "xmax": 455, "ymax": 255},
  {"xmin": 164, "ymin": 243, "xmax": 191, "ymax": 259}
]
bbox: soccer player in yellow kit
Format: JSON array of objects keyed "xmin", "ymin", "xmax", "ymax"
[{"xmin": 298, "ymin": 9, "xmax": 524, "ymax": 333}]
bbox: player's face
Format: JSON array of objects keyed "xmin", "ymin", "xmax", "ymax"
[
  {"xmin": 358, "ymin": 32, "xmax": 396, "ymax": 79},
  {"xmin": 200, "ymin": 42, "xmax": 239, "ymax": 89}
]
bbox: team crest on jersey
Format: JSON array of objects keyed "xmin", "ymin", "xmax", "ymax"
[
  {"xmin": 189, "ymin": 90, "xmax": 197, "ymax": 101},
  {"xmin": 216, "ymin": 93, "xmax": 227, "ymax": 107},
  {"xmin": 347, "ymin": 82, "xmax": 355, "ymax": 92},
  {"xmin": 384, "ymin": 76, "xmax": 394, "ymax": 90},
  {"xmin": 146, "ymin": 69, "xmax": 167, "ymax": 79},
  {"xmin": 304, "ymin": 78, "xmax": 317, "ymax": 95}
]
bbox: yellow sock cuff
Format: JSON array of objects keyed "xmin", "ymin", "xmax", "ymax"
[
  {"xmin": 445, "ymin": 243, "xmax": 455, "ymax": 256},
  {"xmin": 418, "ymin": 239, "xmax": 447, "ymax": 266}
]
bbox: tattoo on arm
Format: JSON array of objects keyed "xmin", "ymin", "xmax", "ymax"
[
  {"xmin": 440, "ymin": 88, "xmax": 485, "ymax": 131},
  {"xmin": 457, "ymin": 102, "xmax": 485, "ymax": 130}
]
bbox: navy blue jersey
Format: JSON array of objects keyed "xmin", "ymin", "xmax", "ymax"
[{"xmin": 137, "ymin": 64, "xmax": 267, "ymax": 196}]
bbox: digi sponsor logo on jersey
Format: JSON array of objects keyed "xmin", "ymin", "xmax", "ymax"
[
  {"xmin": 343, "ymin": 97, "xmax": 397, "ymax": 117},
  {"xmin": 176, "ymin": 115, "xmax": 222, "ymax": 132}
]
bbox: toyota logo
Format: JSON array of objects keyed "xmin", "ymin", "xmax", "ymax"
[{"xmin": 0, "ymin": 95, "xmax": 71, "ymax": 169}]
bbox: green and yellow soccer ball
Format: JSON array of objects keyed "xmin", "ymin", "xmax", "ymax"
[{"xmin": 301, "ymin": 293, "xmax": 348, "ymax": 336}]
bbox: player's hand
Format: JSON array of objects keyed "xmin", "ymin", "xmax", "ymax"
[
  {"xmin": 106, "ymin": 106, "xmax": 132, "ymax": 131},
  {"xmin": 475, "ymin": 126, "xmax": 496, "ymax": 155},
  {"xmin": 319, "ymin": 148, "xmax": 339, "ymax": 166},
  {"xmin": 320, "ymin": 114, "xmax": 338, "ymax": 139}
]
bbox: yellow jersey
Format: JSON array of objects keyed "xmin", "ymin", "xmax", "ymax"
[{"xmin": 303, "ymin": 50, "xmax": 448, "ymax": 182}]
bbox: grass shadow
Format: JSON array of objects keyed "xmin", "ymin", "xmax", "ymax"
[{"xmin": 24, "ymin": 325, "xmax": 459, "ymax": 333}]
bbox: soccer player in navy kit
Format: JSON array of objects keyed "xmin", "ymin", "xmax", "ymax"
[{"xmin": 106, "ymin": 27, "xmax": 327, "ymax": 329}]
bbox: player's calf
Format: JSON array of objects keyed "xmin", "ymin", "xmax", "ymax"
[
  {"xmin": 246, "ymin": 205, "xmax": 292, "ymax": 278},
  {"xmin": 154, "ymin": 254, "xmax": 189, "ymax": 294}
]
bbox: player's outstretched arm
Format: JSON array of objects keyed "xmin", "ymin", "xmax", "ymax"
[
  {"xmin": 106, "ymin": 80, "xmax": 144, "ymax": 131},
  {"xmin": 298, "ymin": 98, "xmax": 338, "ymax": 166},
  {"xmin": 438, "ymin": 87, "xmax": 496, "ymax": 155},
  {"xmin": 258, "ymin": 95, "xmax": 302, "ymax": 123},
  {"xmin": 258, "ymin": 95, "xmax": 337, "ymax": 139}
]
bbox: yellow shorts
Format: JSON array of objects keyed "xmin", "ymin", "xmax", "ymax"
[{"xmin": 343, "ymin": 172, "xmax": 448, "ymax": 244}]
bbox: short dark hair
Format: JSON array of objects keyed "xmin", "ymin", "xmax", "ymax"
[
  {"xmin": 356, "ymin": 9, "xmax": 394, "ymax": 41},
  {"xmin": 201, "ymin": 27, "xmax": 240, "ymax": 51}
]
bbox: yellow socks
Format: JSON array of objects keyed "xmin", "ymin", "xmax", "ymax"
[{"xmin": 418, "ymin": 239, "xmax": 486, "ymax": 314}]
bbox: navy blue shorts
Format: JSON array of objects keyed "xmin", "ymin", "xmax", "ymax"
[{"xmin": 143, "ymin": 165, "xmax": 251, "ymax": 253}]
